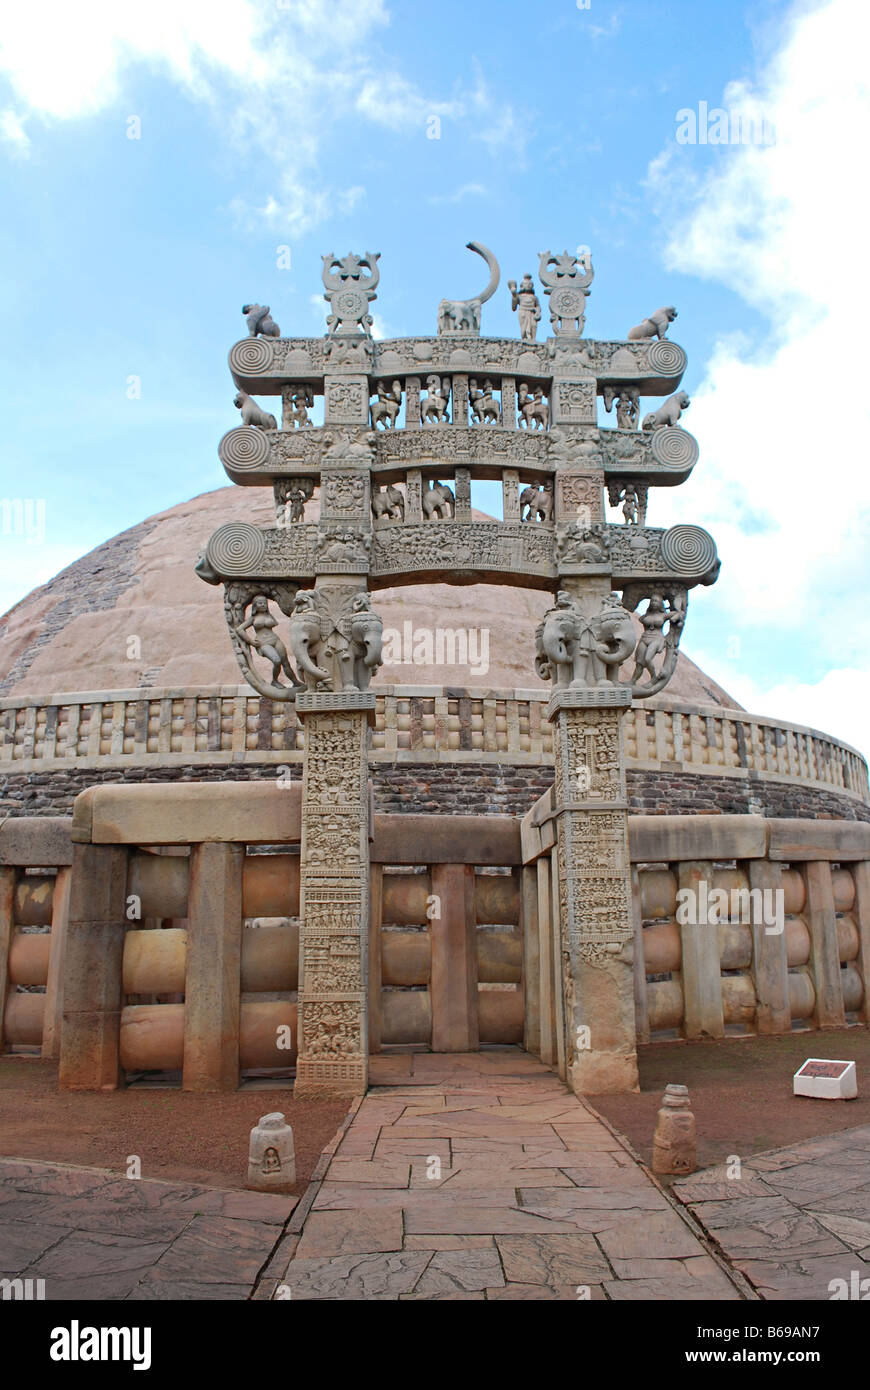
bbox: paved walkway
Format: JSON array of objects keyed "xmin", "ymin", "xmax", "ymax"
[
  {"xmin": 0, "ymin": 1158, "xmax": 297, "ymax": 1299},
  {"xmin": 268, "ymin": 1052, "xmax": 743, "ymax": 1300},
  {"xmin": 672, "ymin": 1124, "xmax": 870, "ymax": 1301}
]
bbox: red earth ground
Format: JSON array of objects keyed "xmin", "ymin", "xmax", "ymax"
[
  {"xmin": 3, "ymin": 1031, "xmax": 869, "ymax": 1192},
  {"xmin": 593, "ymin": 1026, "xmax": 870, "ymax": 1172},
  {"xmin": 0, "ymin": 1057, "xmax": 348, "ymax": 1193}
]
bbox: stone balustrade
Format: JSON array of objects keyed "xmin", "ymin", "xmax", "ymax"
[
  {"xmin": 1, "ymin": 686, "xmax": 867, "ymax": 803},
  {"xmin": 5, "ymin": 802, "xmax": 869, "ymax": 1084}
]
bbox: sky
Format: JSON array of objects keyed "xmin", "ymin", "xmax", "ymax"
[{"xmin": 1, "ymin": 0, "xmax": 868, "ymax": 754}]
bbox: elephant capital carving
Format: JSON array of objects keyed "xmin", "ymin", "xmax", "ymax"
[
  {"xmin": 535, "ymin": 591, "xmax": 636, "ymax": 689},
  {"xmin": 288, "ymin": 589, "xmax": 383, "ymax": 692}
]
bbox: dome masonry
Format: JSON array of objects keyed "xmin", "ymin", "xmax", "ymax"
[{"xmin": 0, "ymin": 486, "xmax": 740, "ymax": 707}]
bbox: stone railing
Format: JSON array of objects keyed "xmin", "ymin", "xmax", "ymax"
[
  {"xmin": 520, "ymin": 806, "xmax": 870, "ymax": 1059},
  {"xmin": 1, "ymin": 685, "xmax": 867, "ymax": 803}
]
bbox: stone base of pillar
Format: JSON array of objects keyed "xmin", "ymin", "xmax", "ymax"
[{"xmin": 294, "ymin": 1057, "xmax": 368, "ymax": 1100}]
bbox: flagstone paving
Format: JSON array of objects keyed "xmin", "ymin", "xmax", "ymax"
[
  {"xmin": 671, "ymin": 1124, "xmax": 870, "ymax": 1301},
  {"xmin": 0, "ymin": 1157, "xmax": 298, "ymax": 1300},
  {"xmin": 269, "ymin": 1052, "xmax": 744, "ymax": 1301}
]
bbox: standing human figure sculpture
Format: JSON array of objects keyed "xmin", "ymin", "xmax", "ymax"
[
  {"xmin": 621, "ymin": 486, "xmax": 639, "ymax": 526},
  {"xmin": 615, "ymin": 390, "xmax": 639, "ymax": 430},
  {"xmin": 508, "ymin": 273, "xmax": 541, "ymax": 342},
  {"xmin": 631, "ymin": 596, "xmax": 684, "ymax": 684},
  {"xmin": 235, "ymin": 596, "xmax": 299, "ymax": 686}
]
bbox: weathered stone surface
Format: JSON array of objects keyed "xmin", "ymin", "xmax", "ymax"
[
  {"xmin": 496, "ymin": 1233, "xmax": 610, "ymax": 1285},
  {"xmin": 768, "ymin": 818, "xmax": 870, "ymax": 862},
  {"xmin": 595, "ymin": 1210, "xmax": 702, "ymax": 1260},
  {"xmin": 686, "ymin": 1196, "xmax": 848, "ymax": 1260},
  {"xmin": 629, "ymin": 813, "xmax": 767, "ymax": 863},
  {"xmin": 0, "ymin": 816, "xmax": 72, "ymax": 865},
  {"xmin": 275, "ymin": 1252, "xmax": 431, "ymax": 1299},
  {"xmin": 28, "ymin": 1230, "xmax": 171, "ymax": 1301},
  {"xmin": 296, "ymin": 1210, "xmax": 403, "ymax": 1258},
  {"xmin": 412, "ymin": 1249, "xmax": 505, "ymax": 1293},
  {"xmin": 74, "ymin": 780, "xmax": 302, "ymax": 846}
]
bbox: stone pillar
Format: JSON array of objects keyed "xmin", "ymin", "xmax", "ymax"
[
  {"xmin": 520, "ymin": 865, "xmax": 540, "ymax": 1056},
  {"xmin": 748, "ymin": 858, "xmax": 790, "ymax": 1034},
  {"xmin": 183, "ymin": 842, "xmax": 243, "ymax": 1091},
  {"xmin": 502, "ymin": 468, "xmax": 521, "ymax": 522},
  {"xmin": 294, "ymin": 692, "xmax": 373, "ymax": 1097},
  {"xmin": 536, "ymin": 855, "xmax": 555, "ymax": 1065},
  {"xmin": 851, "ymin": 860, "xmax": 870, "ymax": 1025},
  {"xmin": 678, "ymin": 861, "xmax": 725, "ymax": 1039},
  {"xmin": 368, "ymin": 864, "xmax": 383, "ymax": 1053},
  {"xmin": 59, "ymin": 844, "xmax": 129, "ymax": 1091},
  {"xmin": 0, "ymin": 867, "xmax": 15, "ymax": 1052},
  {"xmin": 548, "ymin": 688, "xmax": 639, "ymax": 1095},
  {"xmin": 42, "ymin": 864, "xmax": 72, "ymax": 1060},
  {"xmin": 430, "ymin": 863, "xmax": 478, "ymax": 1052},
  {"xmin": 454, "ymin": 467, "xmax": 472, "ymax": 522},
  {"xmin": 803, "ymin": 860, "xmax": 846, "ymax": 1028}
]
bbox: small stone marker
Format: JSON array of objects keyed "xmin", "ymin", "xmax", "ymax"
[
  {"xmin": 247, "ymin": 1111, "xmax": 296, "ymax": 1191},
  {"xmin": 793, "ymin": 1058, "xmax": 857, "ymax": 1100},
  {"xmin": 652, "ymin": 1082, "xmax": 697, "ymax": 1176}
]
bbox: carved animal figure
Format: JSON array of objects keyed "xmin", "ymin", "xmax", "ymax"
[
  {"xmin": 642, "ymin": 390, "xmax": 690, "ymax": 430},
  {"xmin": 422, "ymin": 481, "xmax": 455, "ymax": 521},
  {"xmin": 421, "ymin": 375, "xmax": 451, "ymax": 424},
  {"xmin": 535, "ymin": 592, "xmax": 636, "ymax": 688},
  {"xmin": 371, "ymin": 380, "xmax": 402, "ymax": 429},
  {"xmin": 288, "ymin": 592, "xmax": 330, "ymax": 687},
  {"xmin": 242, "ymin": 303, "xmax": 281, "ymax": 338},
  {"xmin": 347, "ymin": 593, "xmax": 383, "ymax": 690},
  {"xmin": 518, "ymin": 384, "xmax": 549, "ymax": 431},
  {"xmin": 233, "ymin": 391, "xmax": 277, "ymax": 430},
  {"xmin": 437, "ymin": 241, "xmax": 500, "ymax": 336},
  {"xmin": 469, "ymin": 378, "xmax": 501, "ymax": 425},
  {"xmin": 371, "ymin": 484, "xmax": 405, "ymax": 522},
  {"xmin": 519, "ymin": 482, "xmax": 553, "ymax": 523},
  {"xmin": 627, "ymin": 306, "xmax": 677, "ymax": 341}
]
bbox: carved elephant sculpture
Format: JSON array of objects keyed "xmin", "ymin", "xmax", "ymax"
[
  {"xmin": 519, "ymin": 483, "xmax": 553, "ymax": 523},
  {"xmin": 437, "ymin": 241, "xmax": 500, "ymax": 336},
  {"xmin": 422, "ymin": 481, "xmax": 455, "ymax": 520},
  {"xmin": 535, "ymin": 594, "xmax": 637, "ymax": 688},
  {"xmin": 288, "ymin": 593, "xmax": 330, "ymax": 688},
  {"xmin": 348, "ymin": 595, "xmax": 383, "ymax": 691},
  {"xmin": 371, "ymin": 484, "xmax": 405, "ymax": 522}
]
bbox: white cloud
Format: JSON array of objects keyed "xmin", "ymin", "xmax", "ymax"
[
  {"xmin": 646, "ymin": 0, "xmax": 870, "ymax": 745},
  {"xmin": 427, "ymin": 182, "xmax": 487, "ymax": 206},
  {"xmin": 0, "ymin": 107, "xmax": 29, "ymax": 155}
]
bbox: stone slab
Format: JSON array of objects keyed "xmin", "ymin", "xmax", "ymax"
[
  {"xmin": 0, "ymin": 816, "xmax": 72, "ymax": 866},
  {"xmin": 768, "ymin": 819, "xmax": 870, "ymax": 862},
  {"xmin": 296, "ymin": 1210, "xmax": 403, "ymax": 1258},
  {"xmin": 72, "ymin": 780, "xmax": 303, "ymax": 846},
  {"xmin": 496, "ymin": 1233, "xmax": 610, "ymax": 1285},
  {"xmin": 274, "ymin": 1251, "xmax": 431, "ymax": 1300},
  {"xmin": 628, "ymin": 814, "xmax": 767, "ymax": 864},
  {"xmin": 371, "ymin": 815, "xmax": 521, "ymax": 866}
]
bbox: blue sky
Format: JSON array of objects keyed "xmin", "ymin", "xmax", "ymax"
[{"xmin": 1, "ymin": 0, "xmax": 868, "ymax": 753}]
